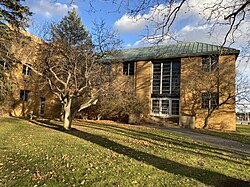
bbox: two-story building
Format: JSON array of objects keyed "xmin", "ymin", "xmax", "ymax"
[
  {"xmin": 1, "ymin": 34, "xmax": 239, "ymax": 131},
  {"xmin": 113, "ymin": 42, "xmax": 239, "ymax": 130}
]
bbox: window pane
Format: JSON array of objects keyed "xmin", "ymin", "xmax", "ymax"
[
  {"xmin": 153, "ymin": 63, "xmax": 161, "ymax": 94},
  {"xmin": 20, "ymin": 90, "xmax": 30, "ymax": 101},
  {"xmin": 123, "ymin": 62, "xmax": 128, "ymax": 75},
  {"xmin": 40, "ymin": 97, "xmax": 46, "ymax": 115},
  {"xmin": 129, "ymin": 62, "xmax": 134, "ymax": 75},
  {"xmin": 211, "ymin": 55, "xmax": 218, "ymax": 71},
  {"xmin": 171, "ymin": 62, "xmax": 180, "ymax": 95},
  {"xmin": 152, "ymin": 99, "xmax": 160, "ymax": 114},
  {"xmin": 172, "ymin": 100, "xmax": 179, "ymax": 115},
  {"xmin": 162, "ymin": 100, "xmax": 169, "ymax": 114},
  {"xmin": 20, "ymin": 90, "xmax": 25, "ymax": 101},
  {"xmin": 202, "ymin": 93, "xmax": 210, "ymax": 109},
  {"xmin": 27, "ymin": 67, "xmax": 32, "ymax": 76},
  {"xmin": 202, "ymin": 57, "xmax": 210, "ymax": 72},
  {"xmin": 123, "ymin": 62, "xmax": 134, "ymax": 76},
  {"xmin": 211, "ymin": 93, "xmax": 219, "ymax": 109},
  {"xmin": 162, "ymin": 63, "xmax": 171, "ymax": 94},
  {"xmin": 22, "ymin": 65, "xmax": 27, "ymax": 75}
]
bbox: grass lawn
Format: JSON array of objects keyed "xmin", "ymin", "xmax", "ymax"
[
  {"xmin": 0, "ymin": 117, "xmax": 250, "ymax": 186},
  {"xmin": 194, "ymin": 125, "xmax": 250, "ymax": 145}
]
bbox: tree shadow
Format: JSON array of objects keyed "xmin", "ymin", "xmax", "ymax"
[
  {"xmin": 30, "ymin": 119, "xmax": 250, "ymax": 187},
  {"xmin": 78, "ymin": 121, "xmax": 247, "ymax": 155},
  {"xmin": 74, "ymin": 121, "xmax": 250, "ymax": 166}
]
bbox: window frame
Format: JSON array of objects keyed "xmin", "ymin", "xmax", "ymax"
[
  {"xmin": 123, "ymin": 62, "xmax": 134, "ymax": 76},
  {"xmin": 22, "ymin": 64, "xmax": 32, "ymax": 76},
  {"xmin": 201, "ymin": 92, "xmax": 219, "ymax": 110},
  {"xmin": 201, "ymin": 55, "xmax": 219, "ymax": 72},
  {"xmin": 20, "ymin": 90, "xmax": 30, "ymax": 102},
  {"xmin": 151, "ymin": 98, "xmax": 180, "ymax": 116}
]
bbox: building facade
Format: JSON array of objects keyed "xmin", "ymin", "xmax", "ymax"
[
  {"xmin": 1, "ymin": 37, "xmax": 239, "ymax": 131},
  {"xmin": 115, "ymin": 42, "xmax": 239, "ymax": 131}
]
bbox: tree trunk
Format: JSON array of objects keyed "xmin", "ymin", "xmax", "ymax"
[
  {"xmin": 203, "ymin": 109, "xmax": 213, "ymax": 129},
  {"xmin": 63, "ymin": 98, "xmax": 72, "ymax": 130},
  {"xmin": 203, "ymin": 116, "xmax": 209, "ymax": 129}
]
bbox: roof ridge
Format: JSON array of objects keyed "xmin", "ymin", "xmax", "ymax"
[{"xmin": 122, "ymin": 41, "xmax": 238, "ymax": 51}]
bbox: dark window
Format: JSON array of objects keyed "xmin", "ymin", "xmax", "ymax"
[
  {"xmin": 22, "ymin": 64, "xmax": 32, "ymax": 76},
  {"xmin": 40, "ymin": 97, "xmax": 46, "ymax": 115},
  {"xmin": 123, "ymin": 62, "xmax": 134, "ymax": 76},
  {"xmin": 171, "ymin": 62, "xmax": 181, "ymax": 95},
  {"xmin": 106, "ymin": 63, "xmax": 112, "ymax": 74},
  {"xmin": 172, "ymin": 100, "xmax": 180, "ymax": 115},
  {"xmin": 202, "ymin": 92, "xmax": 219, "ymax": 109},
  {"xmin": 152, "ymin": 99, "xmax": 160, "ymax": 114},
  {"xmin": 20, "ymin": 90, "xmax": 30, "ymax": 101},
  {"xmin": 202, "ymin": 55, "xmax": 218, "ymax": 72}
]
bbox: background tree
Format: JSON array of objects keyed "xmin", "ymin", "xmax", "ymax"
[
  {"xmin": 0, "ymin": 0, "xmax": 31, "ymax": 113},
  {"xmin": 23, "ymin": 9, "xmax": 121, "ymax": 130}
]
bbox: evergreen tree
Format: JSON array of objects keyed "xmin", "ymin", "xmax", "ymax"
[
  {"xmin": 51, "ymin": 8, "xmax": 92, "ymax": 47},
  {"xmin": 0, "ymin": 0, "xmax": 32, "ymax": 28}
]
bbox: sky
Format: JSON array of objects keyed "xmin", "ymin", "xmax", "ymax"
[
  {"xmin": 23, "ymin": 0, "xmax": 250, "ymax": 109},
  {"xmin": 23, "ymin": 0, "xmax": 249, "ymax": 48}
]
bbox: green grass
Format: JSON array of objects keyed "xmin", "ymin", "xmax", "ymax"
[
  {"xmin": 0, "ymin": 117, "xmax": 250, "ymax": 186},
  {"xmin": 194, "ymin": 125, "xmax": 250, "ymax": 144}
]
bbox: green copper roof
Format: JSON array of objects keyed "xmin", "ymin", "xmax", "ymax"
[{"xmin": 113, "ymin": 42, "xmax": 240, "ymax": 62}]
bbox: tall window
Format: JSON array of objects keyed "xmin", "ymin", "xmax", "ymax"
[
  {"xmin": 152, "ymin": 60, "xmax": 180, "ymax": 96},
  {"xmin": 152, "ymin": 59, "xmax": 180, "ymax": 116},
  {"xmin": 202, "ymin": 55, "xmax": 218, "ymax": 72},
  {"xmin": 123, "ymin": 62, "xmax": 134, "ymax": 76},
  {"xmin": 22, "ymin": 64, "xmax": 32, "ymax": 76},
  {"xmin": 20, "ymin": 90, "xmax": 30, "ymax": 101},
  {"xmin": 201, "ymin": 92, "xmax": 219, "ymax": 109}
]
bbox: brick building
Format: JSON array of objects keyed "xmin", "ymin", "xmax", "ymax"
[
  {"xmin": 1, "ymin": 36, "xmax": 239, "ymax": 130},
  {"xmin": 114, "ymin": 42, "xmax": 239, "ymax": 130}
]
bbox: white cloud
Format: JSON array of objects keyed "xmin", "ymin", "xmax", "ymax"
[
  {"xmin": 114, "ymin": 0, "xmax": 244, "ymax": 37},
  {"xmin": 114, "ymin": 14, "xmax": 148, "ymax": 34},
  {"xmin": 27, "ymin": 0, "xmax": 78, "ymax": 18},
  {"xmin": 132, "ymin": 35, "xmax": 173, "ymax": 47}
]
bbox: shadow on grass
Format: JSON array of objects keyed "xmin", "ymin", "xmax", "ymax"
[
  {"xmin": 74, "ymin": 121, "xmax": 250, "ymax": 166},
  {"xmin": 30, "ymin": 119, "xmax": 249, "ymax": 187}
]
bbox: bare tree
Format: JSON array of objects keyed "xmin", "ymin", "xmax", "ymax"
[{"xmin": 14, "ymin": 9, "xmax": 121, "ymax": 130}]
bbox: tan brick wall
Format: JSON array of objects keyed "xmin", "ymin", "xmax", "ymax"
[
  {"xmin": 180, "ymin": 55, "xmax": 236, "ymax": 131},
  {"xmin": 1, "ymin": 32, "xmax": 61, "ymax": 119},
  {"xmin": 135, "ymin": 61, "xmax": 152, "ymax": 113}
]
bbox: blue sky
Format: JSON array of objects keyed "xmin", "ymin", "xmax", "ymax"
[
  {"xmin": 23, "ymin": 0, "xmax": 249, "ymax": 75},
  {"xmin": 23, "ymin": 0, "xmax": 247, "ymax": 48},
  {"xmin": 23, "ymin": 0, "xmax": 142, "ymax": 48},
  {"xmin": 23, "ymin": 0, "xmax": 232, "ymax": 48}
]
